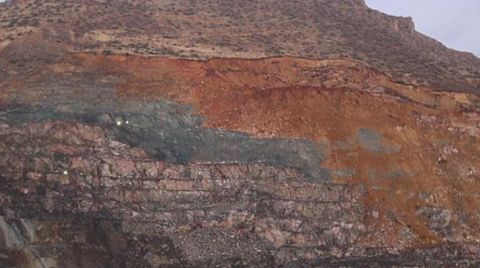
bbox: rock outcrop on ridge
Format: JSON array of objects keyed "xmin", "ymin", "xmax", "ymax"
[{"xmin": 0, "ymin": 0, "xmax": 480, "ymax": 267}]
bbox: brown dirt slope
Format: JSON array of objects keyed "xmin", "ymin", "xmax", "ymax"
[{"xmin": 0, "ymin": 0, "xmax": 479, "ymax": 92}]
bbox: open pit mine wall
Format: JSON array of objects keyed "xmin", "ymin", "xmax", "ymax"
[{"xmin": 0, "ymin": 55, "xmax": 480, "ymax": 267}]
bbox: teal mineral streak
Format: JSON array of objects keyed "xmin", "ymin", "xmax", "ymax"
[
  {"xmin": 356, "ymin": 128, "xmax": 400, "ymax": 153},
  {"xmin": 1, "ymin": 99, "xmax": 331, "ymax": 181}
]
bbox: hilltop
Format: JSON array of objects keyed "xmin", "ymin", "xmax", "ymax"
[{"xmin": 0, "ymin": 0, "xmax": 479, "ymax": 92}]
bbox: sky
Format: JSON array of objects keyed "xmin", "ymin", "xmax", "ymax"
[{"xmin": 366, "ymin": 0, "xmax": 480, "ymax": 57}]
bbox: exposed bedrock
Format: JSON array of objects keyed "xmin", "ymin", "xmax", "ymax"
[
  {"xmin": 0, "ymin": 118, "xmax": 361, "ymax": 267},
  {"xmin": 0, "ymin": 55, "xmax": 479, "ymax": 267},
  {"xmin": 0, "ymin": 0, "xmax": 480, "ymax": 266},
  {"xmin": 1, "ymin": 102, "xmax": 329, "ymax": 180},
  {"xmin": 0, "ymin": 119, "xmax": 479, "ymax": 267}
]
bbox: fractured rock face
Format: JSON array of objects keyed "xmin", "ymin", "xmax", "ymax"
[
  {"xmin": 0, "ymin": 119, "xmax": 365, "ymax": 266},
  {"xmin": 0, "ymin": 0, "xmax": 479, "ymax": 267},
  {"xmin": 0, "ymin": 54, "xmax": 479, "ymax": 266},
  {"xmin": 0, "ymin": 116, "xmax": 478, "ymax": 267}
]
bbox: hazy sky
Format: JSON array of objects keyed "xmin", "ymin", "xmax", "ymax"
[{"xmin": 366, "ymin": 0, "xmax": 480, "ymax": 57}]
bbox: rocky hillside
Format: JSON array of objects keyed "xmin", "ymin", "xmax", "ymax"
[
  {"xmin": 1, "ymin": 0, "xmax": 479, "ymax": 92},
  {"xmin": 1, "ymin": 0, "xmax": 480, "ymax": 267}
]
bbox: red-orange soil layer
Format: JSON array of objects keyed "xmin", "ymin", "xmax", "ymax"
[{"xmin": 38, "ymin": 53, "xmax": 480, "ymax": 247}]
